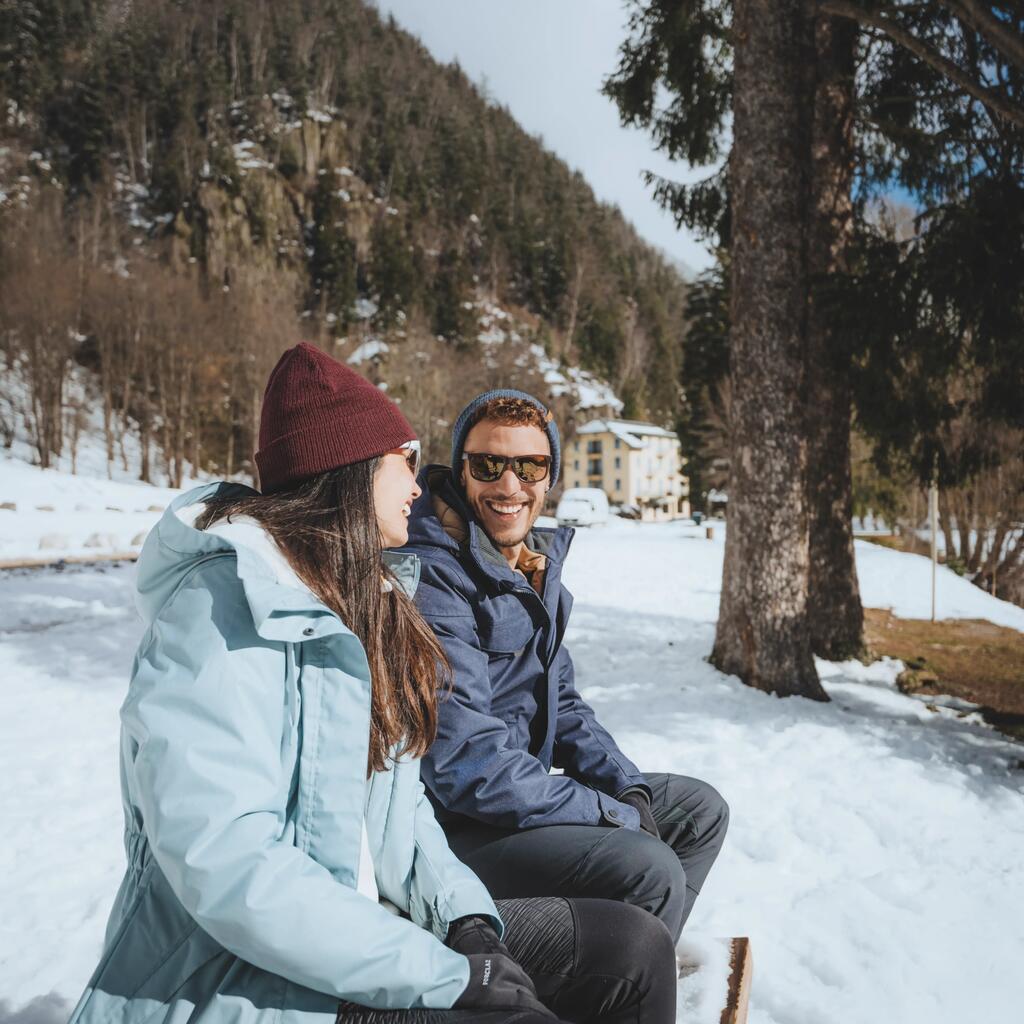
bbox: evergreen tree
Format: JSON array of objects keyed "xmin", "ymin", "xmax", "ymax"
[
  {"xmin": 678, "ymin": 256, "xmax": 730, "ymax": 513},
  {"xmin": 309, "ymin": 165, "xmax": 358, "ymax": 322},
  {"xmin": 431, "ymin": 244, "xmax": 476, "ymax": 344},
  {"xmin": 605, "ymin": 0, "xmax": 1024, "ymax": 690},
  {"xmin": 369, "ymin": 214, "xmax": 419, "ymax": 325}
]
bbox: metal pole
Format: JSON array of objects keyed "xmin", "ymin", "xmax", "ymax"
[{"xmin": 929, "ymin": 481, "xmax": 938, "ymax": 622}]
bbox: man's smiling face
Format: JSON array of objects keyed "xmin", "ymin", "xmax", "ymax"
[{"xmin": 460, "ymin": 419, "xmax": 551, "ymax": 554}]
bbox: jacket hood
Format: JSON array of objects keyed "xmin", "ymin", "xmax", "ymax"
[
  {"xmin": 404, "ymin": 465, "xmax": 573, "ymax": 584},
  {"xmin": 134, "ymin": 482, "xmax": 359, "ymax": 643}
]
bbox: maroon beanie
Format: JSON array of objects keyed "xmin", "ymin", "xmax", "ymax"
[{"xmin": 255, "ymin": 342, "xmax": 415, "ymax": 493}]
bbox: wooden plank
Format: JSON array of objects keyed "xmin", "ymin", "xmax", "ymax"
[
  {"xmin": 719, "ymin": 937, "xmax": 753, "ymax": 1024},
  {"xmin": 0, "ymin": 551, "xmax": 139, "ymax": 571}
]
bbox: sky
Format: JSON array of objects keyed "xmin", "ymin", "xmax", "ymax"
[{"xmin": 372, "ymin": 0, "xmax": 714, "ymax": 276}]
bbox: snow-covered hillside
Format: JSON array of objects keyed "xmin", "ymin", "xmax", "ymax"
[{"xmin": 1, "ymin": 464, "xmax": 1022, "ymax": 1024}]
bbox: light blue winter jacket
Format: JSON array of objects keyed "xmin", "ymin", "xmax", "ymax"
[{"xmin": 69, "ymin": 482, "xmax": 500, "ymax": 1024}]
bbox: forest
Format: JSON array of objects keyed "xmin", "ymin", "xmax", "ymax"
[{"xmin": 0, "ymin": 0, "xmax": 688, "ymax": 483}]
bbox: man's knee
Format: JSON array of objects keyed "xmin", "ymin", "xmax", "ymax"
[
  {"xmin": 695, "ymin": 779, "xmax": 730, "ymax": 836},
  {"xmin": 590, "ymin": 828, "xmax": 687, "ymax": 900},
  {"xmin": 655, "ymin": 773, "xmax": 730, "ymax": 837}
]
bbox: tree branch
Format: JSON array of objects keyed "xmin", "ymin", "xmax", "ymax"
[
  {"xmin": 937, "ymin": 0, "xmax": 1024, "ymax": 73},
  {"xmin": 820, "ymin": 0, "xmax": 1024, "ymax": 129}
]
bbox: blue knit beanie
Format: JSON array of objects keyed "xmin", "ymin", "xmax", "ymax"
[{"xmin": 450, "ymin": 389, "xmax": 561, "ymax": 487}]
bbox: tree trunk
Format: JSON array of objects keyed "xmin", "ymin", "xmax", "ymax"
[
  {"xmin": 805, "ymin": 13, "xmax": 864, "ymax": 659},
  {"xmin": 980, "ymin": 518, "xmax": 1010, "ymax": 586},
  {"xmin": 192, "ymin": 407, "xmax": 201, "ymax": 478},
  {"xmin": 252, "ymin": 385, "xmax": 261, "ymax": 487},
  {"xmin": 564, "ymin": 260, "xmax": 585, "ymax": 362},
  {"xmin": 965, "ymin": 496, "xmax": 985, "ymax": 573},
  {"xmin": 939, "ymin": 489, "xmax": 957, "ymax": 562},
  {"xmin": 956, "ymin": 492, "xmax": 975, "ymax": 568},
  {"xmin": 103, "ymin": 383, "xmax": 115, "ymax": 479},
  {"xmin": 711, "ymin": 0, "xmax": 828, "ymax": 700},
  {"xmin": 226, "ymin": 404, "xmax": 235, "ymax": 479},
  {"xmin": 139, "ymin": 345, "xmax": 152, "ymax": 484}
]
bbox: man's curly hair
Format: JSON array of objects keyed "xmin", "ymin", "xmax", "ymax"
[{"xmin": 470, "ymin": 396, "xmax": 552, "ymax": 432}]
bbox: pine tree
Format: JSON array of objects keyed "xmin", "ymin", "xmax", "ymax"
[
  {"xmin": 309, "ymin": 165, "xmax": 358, "ymax": 322},
  {"xmin": 606, "ymin": 0, "xmax": 1024, "ymax": 690},
  {"xmin": 369, "ymin": 214, "xmax": 419, "ymax": 325},
  {"xmin": 678, "ymin": 257, "xmax": 730, "ymax": 513},
  {"xmin": 431, "ymin": 244, "xmax": 475, "ymax": 344}
]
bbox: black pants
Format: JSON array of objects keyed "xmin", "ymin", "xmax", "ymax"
[
  {"xmin": 337, "ymin": 896, "xmax": 676, "ymax": 1024},
  {"xmin": 444, "ymin": 773, "xmax": 729, "ymax": 943}
]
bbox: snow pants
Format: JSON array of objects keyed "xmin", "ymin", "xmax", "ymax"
[
  {"xmin": 442, "ymin": 773, "xmax": 730, "ymax": 943},
  {"xmin": 336, "ymin": 896, "xmax": 676, "ymax": 1024}
]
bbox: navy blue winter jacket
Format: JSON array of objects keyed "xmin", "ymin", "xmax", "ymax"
[{"xmin": 401, "ymin": 466, "xmax": 648, "ymax": 832}]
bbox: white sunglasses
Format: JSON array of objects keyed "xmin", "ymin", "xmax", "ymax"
[{"xmin": 388, "ymin": 439, "xmax": 421, "ymax": 477}]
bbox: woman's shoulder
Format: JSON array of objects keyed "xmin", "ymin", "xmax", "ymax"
[{"xmin": 150, "ymin": 552, "xmax": 267, "ymax": 647}]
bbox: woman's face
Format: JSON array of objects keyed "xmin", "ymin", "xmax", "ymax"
[{"xmin": 374, "ymin": 451, "xmax": 422, "ymax": 548}]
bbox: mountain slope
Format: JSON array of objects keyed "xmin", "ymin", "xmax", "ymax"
[{"xmin": 0, "ymin": 0, "xmax": 688, "ymax": 482}]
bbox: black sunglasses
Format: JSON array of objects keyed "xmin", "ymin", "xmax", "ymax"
[{"xmin": 463, "ymin": 452, "xmax": 550, "ymax": 483}]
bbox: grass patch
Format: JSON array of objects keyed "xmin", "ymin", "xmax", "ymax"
[
  {"xmin": 864, "ymin": 609, "xmax": 1024, "ymax": 735},
  {"xmin": 859, "ymin": 534, "xmax": 909, "ymax": 553}
]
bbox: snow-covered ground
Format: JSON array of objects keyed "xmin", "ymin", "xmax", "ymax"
[
  {"xmin": 0, "ymin": 364, "xmax": 209, "ymax": 564},
  {"xmin": 0, "ymin": 457, "xmax": 184, "ymax": 563},
  {"xmin": 1, "ymin": 468, "xmax": 1022, "ymax": 1024}
]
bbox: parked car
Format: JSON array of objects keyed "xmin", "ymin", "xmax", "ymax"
[{"xmin": 556, "ymin": 488, "xmax": 610, "ymax": 527}]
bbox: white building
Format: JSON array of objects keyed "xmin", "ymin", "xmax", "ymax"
[{"xmin": 564, "ymin": 419, "xmax": 689, "ymax": 520}]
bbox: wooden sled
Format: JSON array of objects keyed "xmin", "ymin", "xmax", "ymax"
[
  {"xmin": 719, "ymin": 937, "xmax": 753, "ymax": 1024},
  {"xmin": 677, "ymin": 936, "xmax": 753, "ymax": 1024}
]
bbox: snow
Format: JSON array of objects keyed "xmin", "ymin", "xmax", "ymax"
[
  {"xmin": 0, "ymin": 459, "xmax": 183, "ymax": 562},
  {"xmin": 531, "ymin": 343, "xmax": 624, "ymax": 413},
  {"xmin": 470, "ymin": 303, "xmax": 625, "ymax": 413},
  {"xmin": 352, "ymin": 297, "xmax": 379, "ymax": 321},
  {"xmin": 0, "ymin": 367, "xmax": 208, "ymax": 563},
  {"xmin": 855, "ymin": 536, "xmax": 1024, "ymax": 630},
  {"xmin": 232, "ymin": 140, "xmax": 273, "ymax": 172},
  {"xmin": 1, "ymin": 479, "xmax": 1022, "ymax": 1022},
  {"xmin": 346, "ymin": 339, "xmax": 390, "ymax": 366}
]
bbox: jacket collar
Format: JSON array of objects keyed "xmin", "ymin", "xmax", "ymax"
[{"xmin": 405, "ymin": 466, "xmax": 574, "ymax": 589}]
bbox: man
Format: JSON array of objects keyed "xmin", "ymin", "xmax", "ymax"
[{"xmin": 402, "ymin": 389, "xmax": 728, "ymax": 943}]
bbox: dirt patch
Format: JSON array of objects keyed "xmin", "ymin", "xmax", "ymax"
[{"xmin": 864, "ymin": 609, "xmax": 1024, "ymax": 734}]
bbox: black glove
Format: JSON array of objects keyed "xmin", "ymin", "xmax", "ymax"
[
  {"xmin": 453, "ymin": 952, "xmax": 556, "ymax": 1017},
  {"xmin": 445, "ymin": 915, "xmax": 508, "ymax": 957},
  {"xmin": 617, "ymin": 787, "xmax": 659, "ymax": 838}
]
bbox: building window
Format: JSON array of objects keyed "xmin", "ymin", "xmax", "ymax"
[
  {"xmin": 588, "ymin": 458, "xmax": 602, "ymax": 477},
  {"xmin": 614, "ymin": 438, "xmax": 620, "ymax": 449},
  {"xmin": 574, "ymin": 459, "xmax": 580, "ymax": 470},
  {"xmin": 587, "ymin": 439, "xmax": 603, "ymax": 454},
  {"xmin": 615, "ymin": 478, "xmax": 621, "ymax": 491},
  {"xmin": 614, "ymin": 456, "xmax": 621, "ymax": 469},
  {"xmin": 574, "ymin": 441, "xmax": 580, "ymax": 452}
]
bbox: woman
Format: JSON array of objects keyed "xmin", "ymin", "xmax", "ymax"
[{"xmin": 69, "ymin": 343, "xmax": 676, "ymax": 1024}]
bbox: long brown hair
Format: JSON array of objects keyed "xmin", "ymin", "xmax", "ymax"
[{"xmin": 195, "ymin": 461, "xmax": 449, "ymax": 775}]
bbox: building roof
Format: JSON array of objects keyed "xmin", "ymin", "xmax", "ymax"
[{"xmin": 576, "ymin": 419, "xmax": 678, "ymax": 449}]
